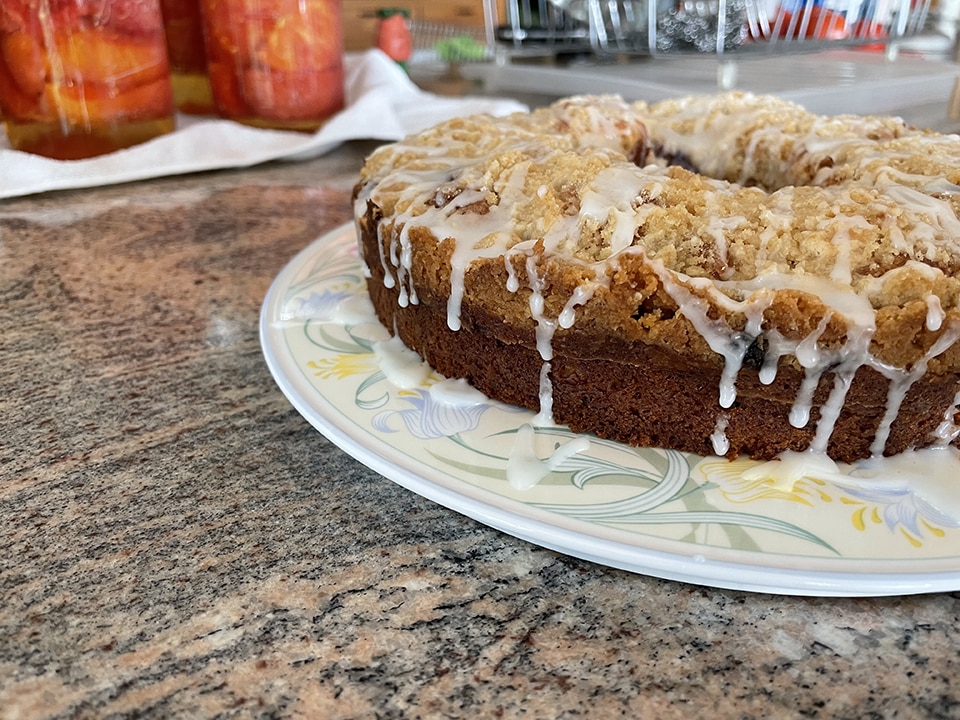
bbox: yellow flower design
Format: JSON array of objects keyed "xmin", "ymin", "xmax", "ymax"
[
  {"xmin": 308, "ymin": 353, "xmax": 378, "ymax": 380},
  {"xmin": 837, "ymin": 492, "xmax": 949, "ymax": 548},
  {"xmin": 696, "ymin": 455, "xmax": 954, "ymax": 548},
  {"xmin": 696, "ymin": 457, "xmax": 832, "ymax": 507}
]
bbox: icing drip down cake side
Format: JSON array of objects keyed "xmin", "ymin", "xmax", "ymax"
[{"xmin": 352, "ymin": 92, "xmax": 960, "ymax": 463}]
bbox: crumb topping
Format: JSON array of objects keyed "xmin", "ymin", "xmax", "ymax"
[
  {"xmin": 357, "ymin": 93, "xmax": 960, "ymax": 315},
  {"xmin": 355, "ymin": 92, "xmax": 960, "ymax": 458}
]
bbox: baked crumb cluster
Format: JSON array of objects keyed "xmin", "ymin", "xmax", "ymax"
[
  {"xmin": 354, "ymin": 92, "xmax": 960, "ymax": 460},
  {"xmin": 359, "ymin": 94, "xmax": 960, "ymax": 306}
]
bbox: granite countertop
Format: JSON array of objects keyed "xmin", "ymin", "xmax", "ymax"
[{"xmin": 3, "ymin": 141, "xmax": 960, "ymax": 719}]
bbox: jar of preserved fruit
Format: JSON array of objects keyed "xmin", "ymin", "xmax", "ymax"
[
  {"xmin": 0, "ymin": 0, "xmax": 176, "ymax": 159},
  {"xmin": 200, "ymin": 0, "xmax": 345, "ymax": 131},
  {"xmin": 160, "ymin": 0, "xmax": 214, "ymax": 114}
]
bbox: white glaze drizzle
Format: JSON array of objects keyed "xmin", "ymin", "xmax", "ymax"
[
  {"xmin": 525, "ymin": 252, "xmax": 556, "ymax": 362},
  {"xmin": 507, "ymin": 423, "xmax": 591, "ymax": 490},
  {"xmin": 372, "ymin": 334, "xmax": 432, "ymax": 389},
  {"xmin": 333, "ymin": 293, "xmax": 380, "ymax": 327},
  {"xmin": 429, "ymin": 377, "xmax": 488, "ymax": 406},
  {"xmin": 703, "ymin": 212, "xmax": 746, "ymax": 279},
  {"xmin": 744, "ymin": 447, "xmax": 960, "ymax": 523},
  {"xmin": 711, "ymin": 413, "xmax": 731, "ymax": 456},
  {"xmin": 504, "ymin": 250, "xmax": 521, "ymax": 292},
  {"xmin": 534, "ymin": 363, "xmax": 555, "ymax": 427},
  {"xmin": 356, "ymin": 92, "xmax": 960, "ymax": 468},
  {"xmin": 648, "ymin": 261, "xmax": 774, "ymax": 410},
  {"xmin": 933, "ymin": 390, "xmax": 960, "ymax": 447},
  {"xmin": 927, "ymin": 294, "xmax": 945, "ymax": 332},
  {"xmin": 559, "ymin": 283, "xmax": 597, "ymax": 329},
  {"xmin": 868, "ymin": 320, "xmax": 960, "ymax": 456},
  {"xmin": 376, "ymin": 222, "xmax": 396, "ymax": 290}
]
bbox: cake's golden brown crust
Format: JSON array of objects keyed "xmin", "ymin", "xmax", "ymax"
[
  {"xmin": 358, "ymin": 203, "xmax": 960, "ymax": 462},
  {"xmin": 354, "ymin": 93, "xmax": 960, "ymax": 461}
]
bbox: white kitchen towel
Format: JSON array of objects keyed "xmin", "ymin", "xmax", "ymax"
[{"xmin": 0, "ymin": 50, "xmax": 527, "ymax": 199}]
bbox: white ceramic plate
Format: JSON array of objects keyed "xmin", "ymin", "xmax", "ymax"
[{"xmin": 260, "ymin": 223, "xmax": 960, "ymax": 597}]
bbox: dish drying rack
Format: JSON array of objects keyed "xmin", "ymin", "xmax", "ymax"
[
  {"xmin": 408, "ymin": 21, "xmax": 494, "ymax": 64},
  {"xmin": 484, "ymin": 0, "xmax": 935, "ymax": 57}
]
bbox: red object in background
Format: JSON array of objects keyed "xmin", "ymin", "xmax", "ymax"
[
  {"xmin": 777, "ymin": 6, "xmax": 849, "ymax": 40},
  {"xmin": 200, "ymin": 0, "xmax": 345, "ymax": 130},
  {"xmin": 376, "ymin": 8, "xmax": 412, "ymax": 66},
  {"xmin": 852, "ymin": 19, "xmax": 887, "ymax": 38},
  {"xmin": 851, "ymin": 17, "xmax": 888, "ymax": 48},
  {"xmin": 160, "ymin": 0, "xmax": 214, "ymax": 113},
  {"xmin": 0, "ymin": 0, "xmax": 175, "ymax": 159}
]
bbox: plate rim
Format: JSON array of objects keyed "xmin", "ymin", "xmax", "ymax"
[{"xmin": 260, "ymin": 222, "xmax": 960, "ymax": 597}]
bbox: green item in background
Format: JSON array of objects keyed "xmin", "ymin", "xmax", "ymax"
[
  {"xmin": 435, "ymin": 36, "xmax": 489, "ymax": 63},
  {"xmin": 376, "ymin": 7, "xmax": 410, "ymax": 19}
]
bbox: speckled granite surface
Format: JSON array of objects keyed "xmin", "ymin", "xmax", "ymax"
[{"xmin": 3, "ymin": 141, "xmax": 960, "ymax": 719}]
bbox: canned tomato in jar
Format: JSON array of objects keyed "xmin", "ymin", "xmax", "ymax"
[
  {"xmin": 160, "ymin": 0, "xmax": 214, "ymax": 114},
  {"xmin": 200, "ymin": 0, "xmax": 345, "ymax": 131},
  {"xmin": 0, "ymin": 0, "xmax": 175, "ymax": 159}
]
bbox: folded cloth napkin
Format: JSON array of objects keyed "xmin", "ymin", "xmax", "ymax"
[{"xmin": 0, "ymin": 50, "xmax": 527, "ymax": 200}]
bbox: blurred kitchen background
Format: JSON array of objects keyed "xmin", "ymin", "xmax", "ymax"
[{"xmin": 345, "ymin": 0, "xmax": 960, "ymax": 131}]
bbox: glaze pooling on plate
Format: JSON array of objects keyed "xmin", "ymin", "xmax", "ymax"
[{"xmin": 261, "ymin": 224, "xmax": 960, "ymax": 596}]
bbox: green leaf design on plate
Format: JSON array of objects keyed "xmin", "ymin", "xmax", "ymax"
[
  {"xmin": 356, "ymin": 370, "xmax": 390, "ymax": 411},
  {"xmin": 442, "ymin": 427, "xmax": 835, "ymax": 553},
  {"xmin": 304, "ymin": 320, "xmax": 365, "ymax": 354},
  {"xmin": 601, "ymin": 511, "xmax": 836, "ymax": 553}
]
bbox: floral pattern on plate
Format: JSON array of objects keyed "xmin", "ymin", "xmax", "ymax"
[{"xmin": 261, "ymin": 224, "xmax": 960, "ymax": 595}]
